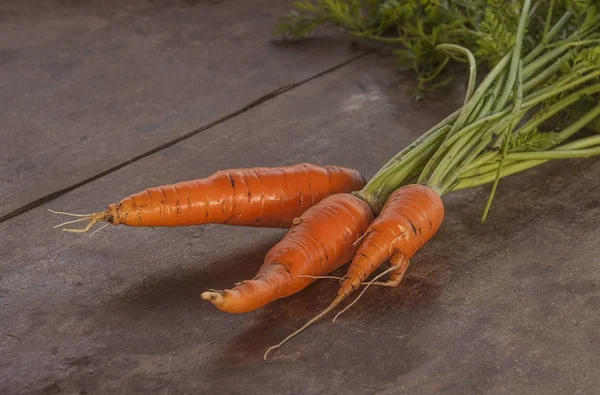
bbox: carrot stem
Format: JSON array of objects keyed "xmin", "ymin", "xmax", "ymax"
[
  {"xmin": 481, "ymin": 60, "xmax": 524, "ymax": 222},
  {"xmin": 541, "ymin": 0, "xmax": 557, "ymax": 42},
  {"xmin": 451, "ymin": 105, "xmax": 600, "ymax": 191},
  {"xmin": 437, "ymin": 44, "xmax": 477, "ymax": 105},
  {"xmin": 359, "ymin": 51, "xmax": 512, "ymax": 207}
]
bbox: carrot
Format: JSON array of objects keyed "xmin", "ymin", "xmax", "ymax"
[
  {"xmin": 264, "ymin": 184, "xmax": 443, "ymax": 358},
  {"xmin": 50, "ymin": 163, "xmax": 365, "ymax": 232},
  {"xmin": 337, "ymin": 184, "xmax": 443, "ymax": 296},
  {"xmin": 200, "ymin": 193, "xmax": 374, "ymax": 313}
]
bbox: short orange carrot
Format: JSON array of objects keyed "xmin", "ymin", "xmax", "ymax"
[
  {"xmin": 200, "ymin": 193, "xmax": 374, "ymax": 313},
  {"xmin": 50, "ymin": 164, "xmax": 365, "ymax": 232},
  {"xmin": 337, "ymin": 184, "xmax": 444, "ymax": 296},
  {"xmin": 264, "ymin": 184, "xmax": 444, "ymax": 357}
]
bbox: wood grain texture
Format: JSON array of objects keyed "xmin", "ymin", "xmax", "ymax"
[{"xmin": 0, "ymin": 0, "xmax": 360, "ymax": 219}]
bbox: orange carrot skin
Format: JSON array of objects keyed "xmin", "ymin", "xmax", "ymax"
[
  {"xmin": 105, "ymin": 164, "xmax": 365, "ymax": 228},
  {"xmin": 201, "ymin": 193, "xmax": 374, "ymax": 313},
  {"xmin": 338, "ymin": 184, "xmax": 444, "ymax": 298}
]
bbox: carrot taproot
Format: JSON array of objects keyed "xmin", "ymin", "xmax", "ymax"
[
  {"xmin": 200, "ymin": 193, "xmax": 374, "ymax": 313},
  {"xmin": 50, "ymin": 163, "xmax": 365, "ymax": 232},
  {"xmin": 337, "ymin": 184, "xmax": 443, "ymax": 295},
  {"xmin": 264, "ymin": 184, "xmax": 443, "ymax": 358}
]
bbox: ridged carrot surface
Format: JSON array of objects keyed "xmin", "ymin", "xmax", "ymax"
[
  {"xmin": 337, "ymin": 184, "xmax": 444, "ymax": 297},
  {"xmin": 201, "ymin": 193, "xmax": 374, "ymax": 313},
  {"xmin": 53, "ymin": 164, "xmax": 365, "ymax": 231},
  {"xmin": 264, "ymin": 185, "xmax": 444, "ymax": 357}
]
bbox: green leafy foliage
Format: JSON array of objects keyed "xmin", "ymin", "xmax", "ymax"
[
  {"xmin": 473, "ymin": 5, "xmax": 518, "ymax": 66},
  {"xmin": 273, "ymin": 0, "xmax": 382, "ymax": 39},
  {"xmin": 274, "ymin": 0, "xmax": 600, "ymax": 199},
  {"xmin": 276, "ymin": 0, "xmax": 600, "ymax": 212},
  {"xmin": 274, "ymin": 0, "xmax": 534, "ymax": 94},
  {"xmin": 274, "ymin": 0, "xmax": 600, "ymax": 94},
  {"xmin": 509, "ymin": 129, "xmax": 564, "ymax": 152}
]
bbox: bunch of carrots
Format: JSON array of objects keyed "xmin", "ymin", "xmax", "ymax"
[{"xmin": 53, "ymin": 0, "xmax": 600, "ymax": 359}]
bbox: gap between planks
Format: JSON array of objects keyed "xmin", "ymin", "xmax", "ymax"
[{"xmin": 0, "ymin": 51, "xmax": 371, "ymax": 224}]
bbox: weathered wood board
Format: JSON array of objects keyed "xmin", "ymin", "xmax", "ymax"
[{"xmin": 0, "ymin": 0, "xmax": 360, "ymax": 220}]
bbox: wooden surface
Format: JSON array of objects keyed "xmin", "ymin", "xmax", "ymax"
[
  {"xmin": 0, "ymin": 0, "xmax": 360, "ymax": 220},
  {"xmin": 2, "ymin": 2, "xmax": 600, "ymax": 395}
]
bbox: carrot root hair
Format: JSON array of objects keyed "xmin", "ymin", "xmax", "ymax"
[
  {"xmin": 297, "ymin": 274, "xmax": 399, "ymax": 287},
  {"xmin": 263, "ymin": 294, "xmax": 345, "ymax": 360},
  {"xmin": 353, "ymin": 230, "xmax": 370, "ymax": 246},
  {"xmin": 332, "ymin": 264, "xmax": 400, "ymax": 322},
  {"xmin": 48, "ymin": 209, "xmax": 108, "ymax": 233},
  {"xmin": 264, "ymin": 265, "xmax": 396, "ymax": 359},
  {"xmin": 297, "ymin": 274, "xmax": 344, "ymax": 281},
  {"xmin": 265, "ymin": 264, "xmax": 399, "ymax": 359}
]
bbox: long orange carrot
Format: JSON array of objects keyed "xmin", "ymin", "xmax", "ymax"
[
  {"xmin": 51, "ymin": 164, "xmax": 365, "ymax": 232},
  {"xmin": 264, "ymin": 184, "xmax": 444, "ymax": 357},
  {"xmin": 200, "ymin": 193, "xmax": 374, "ymax": 313}
]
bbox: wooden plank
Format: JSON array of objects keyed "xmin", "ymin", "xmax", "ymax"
[
  {"xmin": 3, "ymin": 55, "xmax": 600, "ymax": 394},
  {"xmin": 0, "ymin": 0, "xmax": 360, "ymax": 220}
]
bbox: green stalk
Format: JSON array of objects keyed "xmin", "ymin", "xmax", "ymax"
[
  {"xmin": 546, "ymin": 38, "xmax": 600, "ymax": 49},
  {"xmin": 358, "ymin": 44, "xmax": 479, "ymax": 208},
  {"xmin": 481, "ymin": 60, "xmax": 524, "ymax": 222},
  {"xmin": 542, "ymin": 0, "xmax": 556, "ymax": 41},
  {"xmin": 523, "ymin": 10, "xmax": 571, "ymax": 64},
  {"xmin": 451, "ymin": 158, "xmax": 545, "ymax": 191},
  {"xmin": 421, "ymin": 0, "xmax": 532, "ymax": 193},
  {"xmin": 355, "ymin": 136, "xmax": 447, "ymax": 212},
  {"xmin": 464, "ymin": 86, "xmax": 600, "ymax": 172},
  {"xmin": 437, "ymin": 44, "xmax": 477, "ymax": 105},
  {"xmin": 507, "ymin": 146, "xmax": 600, "ymax": 160},
  {"xmin": 523, "ymin": 32, "xmax": 584, "ymax": 79},
  {"xmin": 511, "ymin": 133, "xmax": 600, "ymax": 157},
  {"xmin": 522, "ymin": 74, "xmax": 600, "ymax": 109},
  {"xmin": 452, "ymin": 104, "xmax": 600, "ymax": 191},
  {"xmin": 495, "ymin": 0, "xmax": 531, "ymax": 111},
  {"xmin": 555, "ymin": 103, "xmax": 600, "ymax": 141},
  {"xmin": 467, "ymin": 72, "xmax": 507, "ymax": 124},
  {"xmin": 442, "ymin": 52, "xmax": 512, "ymax": 142},
  {"xmin": 463, "ymin": 151, "xmax": 499, "ymax": 173},
  {"xmin": 512, "ymin": 83, "xmax": 600, "ymax": 144},
  {"xmin": 370, "ymin": 109, "xmax": 460, "ymax": 178},
  {"xmin": 460, "ymin": 160, "xmax": 504, "ymax": 178},
  {"xmin": 373, "ymin": 124, "xmax": 451, "ymax": 185},
  {"xmin": 439, "ymin": 133, "xmax": 497, "ymax": 193},
  {"xmin": 462, "ymin": 88, "xmax": 600, "ymax": 174},
  {"xmin": 438, "ymin": 109, "xmax": 529, "ymax": 194},
  {"xmin": 421, "ymin": 110, "xmax": 511, "ymax": 187},
  {"xmin": 522, "ymin": 51, "xmax": 572, "ymax": 93},
  {"xmin": 417, "ymin": 54, "xmax": 511, "ymax": 183}
]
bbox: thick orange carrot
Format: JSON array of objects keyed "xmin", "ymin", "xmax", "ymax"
[
  {"xmin": 264, "ymin": 184, "xmax": 443, "ymax": 357},
  {"xmin": 51, "ymin": 164, "xmax": 365, "ymax": 232},
  {"xmin": 200, "ymin": 193, "xmax": 374, "ymax": 313},
  {"xmin": 337, "ymin": 184, "xmax": 444, "ymax": 297}
]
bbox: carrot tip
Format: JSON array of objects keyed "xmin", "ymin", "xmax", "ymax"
[
  {"xmin": 50, "ymin": 210, "xmax": 108, "ymax": 233},
  {"xmin": 201, "ymin": 291, "xmax": 224, "ymax": 306}
]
